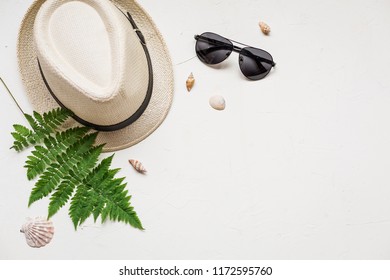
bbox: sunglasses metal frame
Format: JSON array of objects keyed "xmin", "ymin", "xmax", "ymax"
[{"xmin": 194, "ymin": 32, "xmax": 276, "ymax": 80}]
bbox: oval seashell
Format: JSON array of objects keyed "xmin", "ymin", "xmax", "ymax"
[
  {"xmin": 259, "ymin": 21, "xmax": 271, "ymax": 35},
  {"xmin": 186, "ymin": 72, "xmax": 195, "ymax": 92},
  {"xmin": 129, "ymin": 159, "xmax": 147, "ymax": 174},
  {"xmin": 209, "ymin": 95, "xmax": 226, "ymax": 111},
  {"xmin": 20, "ymin": 217, "xmax": 54, "ymax": 248}
]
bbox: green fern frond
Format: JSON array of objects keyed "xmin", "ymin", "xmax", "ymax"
[
  {"xmin": 69, "ymin": 156, "xmax": 115, "ymax": 228},
  {"xmin": 43, "ymin": 108, "xmax": 72, "ymax": 130},
  {"xmin": 11, "ymin": 107, "xmax": 143, "ymax": 231},
  {"xmin": 69, "ymin": 156, "xmax": 143, "ymax": 230},
  {"xmin": 47, "ymin": 176, "xmax": 76, "ymax": 219},
  {"xmin": 24, "ymin": 127, "xmax": 90, "ymax": 180},
  {"xmin": 33, "ymin": 111, "xmax": 53, "ymax": 133},
  {"xmin": 11, "ymin": 108, "xmax": 72, "ymax": 151},
  {"xmin": 48, "ymin": 145, "xmax": 103, "ymax": 218},
  {"xmin": 24, "ymin": 113, "xmax": 43, "ymax": 133},
  {"xmin": 13, "ymin": 124, "xmax": 32, "ymax": 136},
  {"xmin": 101, "ymin": 183, "xmax": 142, "ymax": 229},
  {"xmin": 11, "ymin": 124, "xmax": 33, "ymax": 151},
  {"xmin": 28, "ymin": 133, "xmax": 98, "ymax": 206},
  {"xmin": 69, "ymin": 185, "xmax": 90, "ymax": 228}
]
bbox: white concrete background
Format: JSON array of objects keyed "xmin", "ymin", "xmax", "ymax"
[{"xmin": 1, "ymin": 0, "xmax": 390, "ymax": 259}]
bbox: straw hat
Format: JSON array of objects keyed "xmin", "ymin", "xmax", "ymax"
[{"xmin": 17, "ymin": 0, "xmax": 174, "ymax": 152}]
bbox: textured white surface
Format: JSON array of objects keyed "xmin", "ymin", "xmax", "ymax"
[{"xmin": 1, "ymin": 0, "xmax": 390, "ymax": 259}]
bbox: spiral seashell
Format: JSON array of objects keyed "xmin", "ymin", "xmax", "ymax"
[
  {"xmin": 209, "ymin": 95, "xmax": 226, "ymax": 111},
  {"xmin": 20, "ymin": 217, "xmax": 54, "ymax": 248},
  {"xmin": 259, "ymin": 21, "xmax": 271, "ymax": 35},
  {"xmin": 186, "ymin": 72, "xmax": 195, "ymax": 92},
  {"xmin": 129, "ymin": 159, "xmax": 147, "ymax": 174}
]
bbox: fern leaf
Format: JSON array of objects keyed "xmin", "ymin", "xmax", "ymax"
[
  {"xmin": 24, "ymin": 127, "xmax": 90, "ymax": 180},
  {"xmin": 28, "ymin": 164, "xmax": 60, "ymax": 206},
  {"xmin": 10, "ymin": 108, "xmax": 72, "ymax": 151},
  {"xmin": 69, "ymin": 156, "xmax": 114, "ymax": 228},
  {"xmin": 11, "ymin": 132, "xmax": 28, "ymax": 150},
  {"xmin": 43, "ymin": 135, "xmax": 56, "ymax": 150},
  {"xmin": 24, "ymin": 113, "xmax": 39, "ymax": 131},
  {"xmin": 48, "ymin": 145, "xmax": 103, "ymax": 218},
  {"xmin": 93, "ymin": 200, "xmax": 105, "ymax": 222},
  {"xmin": 34, "ymin": 111, "xmax": 53, "ymax": 133},
  {"xmin": 28, "ymin": 133, "xmax": 98, "ymax": 206},
  {"xmin": 43, "ymin": 108, "xmax": 72, "ymax": 130},
  {"xmin": 11, "ymin": 141, "xmax": 24, "ymax": 152},
  {"xmin": 69, "ymin": 156, "xmax": 143, "ymax": 230},
  {"xmin": 11, "ymin": 124, "xmax": 33, "ymax": 151},
  {"xmin": 47, "ymin": 176, "xmax": 77, "ymax": 219},
  {"xmin": 24, "ymin": 112, "xmax": 47, "ymax": 136},
  {"xmin": 11, "ymin": 131, "xmax": 26, "ymax": 142},
  {"xmin": 69, "ymin": 185, "xmax": 90, "ymax": 228},
  {"xmin": 25, "ymin": 153, "xmax": 46, "ymax": 180},
  {"xmin": 102, "ymin": 182, "xmax": 142, "ymax": 229},
  {"xmin": 12, "ymin": 107, "xmax": 143, "ymax": 231},
  {"xmin": 87, "ymin": 155, "xmax": 115, "ymax": 186},
  {"xmin": 13, "ymin": 124, "xmax": 32, "ymax": 137}
]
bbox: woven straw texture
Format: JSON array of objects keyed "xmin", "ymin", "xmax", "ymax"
[{"xmin": 17, "ymin": 0, "xmax": 174, "ymax": 152}]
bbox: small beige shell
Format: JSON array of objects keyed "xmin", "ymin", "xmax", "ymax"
[
  {"xmin": 259, "ymin": 21, "xmax": 271, "ymax": 35},
  {"xmin": 186, "ymin": 72, "xmax": 195, "ymax": 92},
  {"xmin": 20, "ymin": 217, "xmax": 54, "ymax": 248},
  {"xmin": 209, "ymin": 95, "xmax": 226, "ymax": 111},
  {"xmin": 129, "ymin": 159, "xmax": 147, "ymax": 174}
]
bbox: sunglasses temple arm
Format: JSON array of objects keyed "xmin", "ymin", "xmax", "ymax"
[
  {"xmin": 195, "ymin": 35, "xmax": 233, "ymax": 49},
  {"xmin": 256, "ymin": 56, "xmax": 275, "ymax": 67}
]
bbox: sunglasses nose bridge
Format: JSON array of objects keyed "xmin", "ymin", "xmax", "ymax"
[{"xmin": 232, "ymin": 45, "xmax": 242, "ymax": 53}]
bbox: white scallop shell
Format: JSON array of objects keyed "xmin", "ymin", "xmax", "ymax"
[
  {"xmin": 129, "ymin": 159, "xmax": 147, "ymax": 174},
  {"xmin": 20, "ymin": 217, "xmax": 54, "ymax": 248},
  {"xmin": 209, "ymin": 95, "xmax": 226, "ymax": 110}
]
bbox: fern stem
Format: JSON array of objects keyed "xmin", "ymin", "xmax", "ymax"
[{"xmin": 0, "ymin": 77, "xmax": 25, "ymax": 115}]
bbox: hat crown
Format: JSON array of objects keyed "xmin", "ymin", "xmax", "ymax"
[
  {"xmin": 48, "ymin": 1, "xmax": 113, "ymax": 92},
  {"xmin": 34, "ymin": 0, "xmax": 149, "ymax": 126}
]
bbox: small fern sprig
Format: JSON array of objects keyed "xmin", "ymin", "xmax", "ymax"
[
  {"xmin": 24, "ymin": 126, "xmax": 91, "ymax": 180},
  {"xmin": 11, "ymin": 108, "xmax": 143, "ymax": 230},
  {"xmin": 11, "ymin": 108, "xmax": 72, "ymax": 151}
]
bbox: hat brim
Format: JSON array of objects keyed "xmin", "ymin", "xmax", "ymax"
[{"xmin": 17, "ymin": 0, "xmax": 174, "ymax": 152}]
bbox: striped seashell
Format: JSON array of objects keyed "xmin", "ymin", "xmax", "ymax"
[
  {"xmin": 259, "ymin": 21, "xmax": 271, "ymax": 35},
  {"xmin": 129, "ymin": 159, "xmax": 147, "ymax": 174},
  {"xmin": 186, "ymin": 72, "xmax": 195, "ymax": 92},
  {"xmin": 20, "ymin": 217, "xmax": 54, "ymax": 248}
]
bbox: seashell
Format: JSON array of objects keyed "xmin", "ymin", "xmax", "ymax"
[
  {"xmin": 186, "ymin": 72, "xmax": 195, "ymax": 92},
  {"xmin": 129, "ymin": 159, "xmax": 147, "ymax": 174},
  {"xmin": 209, "ymin": 95, "xmax": 226, "ymax": 111},
  {"xmin": 20, "ymin": 217, "xmax": 54, "ymax": 248},
  {"xmin": 259, "ymin": 21, "xmax": 271, "ymax": 35}
]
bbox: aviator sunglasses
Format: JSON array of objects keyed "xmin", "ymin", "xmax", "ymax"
[{"xmin": 194, "ymin": 32, "xmax": 276, "ymax": 80}]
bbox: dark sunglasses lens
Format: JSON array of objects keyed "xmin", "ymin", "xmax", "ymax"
[
  {"xmin": 195, "ymin": 32, "xmax": 233, "ymax": 64},
  {"xmin": 239, "ymin": 47, "xmax": 274, "ymax": 80}
]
